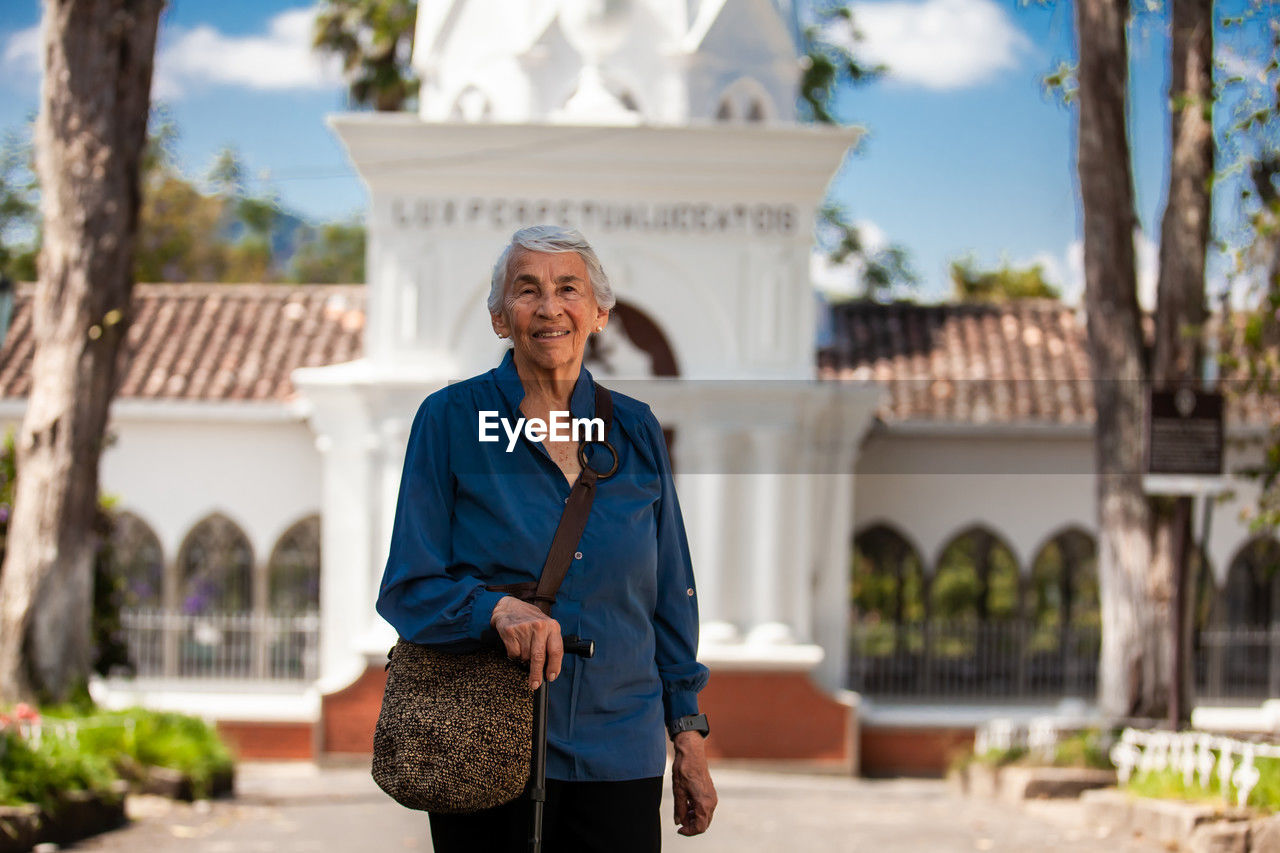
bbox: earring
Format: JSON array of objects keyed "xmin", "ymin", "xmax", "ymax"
[{"xmin": 595, "ymin": 326, "xmax": 602, "ymax": 332}]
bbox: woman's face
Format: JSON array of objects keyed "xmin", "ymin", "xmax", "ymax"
[{"xmin": 492, "ymin": 249, "xmax": 609, "ymax": 380}]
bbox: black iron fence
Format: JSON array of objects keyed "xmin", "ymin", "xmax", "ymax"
[
  {"xmin": 849, "ymin": 620, "xmax": 1280, "ymax": 701},
  {"xmin": 118, "ymin": 609, "xmax": 320, "ymax": 681}
]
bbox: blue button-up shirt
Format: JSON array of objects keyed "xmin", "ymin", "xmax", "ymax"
[{"xmin": 376, "ymin": 350, "xmax": 708, "ymax": 781}]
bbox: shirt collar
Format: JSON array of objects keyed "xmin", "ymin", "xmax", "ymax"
[{"xmin": 493, "ymin": 348, "xmax": 597, "ymax": 420}]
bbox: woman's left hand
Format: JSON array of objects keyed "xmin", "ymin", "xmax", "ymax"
[{"xmin": 671, "ymin": 731, "xmax": 717, "ymax": 836}]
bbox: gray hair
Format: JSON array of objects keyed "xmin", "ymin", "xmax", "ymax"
[{"xmin": 488, "ymin": 225, "xmax": 616, "ymax": 316}]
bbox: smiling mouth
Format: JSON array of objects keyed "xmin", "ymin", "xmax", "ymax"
[{"xmin": 533, "ymin": 330, "xmax": 570, "ymax": 339}]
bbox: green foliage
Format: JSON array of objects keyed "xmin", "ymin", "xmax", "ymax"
[
  {"xmin": 970, "ymin": 745, "xmax": 1028, "ymax": 768},
  {"xmin": 61, "ymin": 709, "xmax": 234, "ymax": 798},
  {"xmin": 0, "ymin": 728, "xmax": 120, "ymax": 812},
  {"xmin": 1216, "ymin": 5, "xmax": 1280, "ymax": 532},
  {"xmin": 932, "ymin": 533, "xmax": 1020, "ymax": 620},
  {"xmin": 1126, "ymin": 755, "xmax": 1280, "ymax": 812},
  {"xmin": 1, "ymin": 706, "xmax": 235, "ymax": 809},
  {"xmin": 289, "ymin": 220, "xmax": 366, "ymax": 283},
  {"xmin": 1041, "ymin": 60, "xmax": 1078, "ymax": 106},
  {"xmin": 0, "ymin": 128, "xmax": 39, "ymax": 281},
  {"xmin": 818, "ymin": 204, "xmax": 918, "ymax": 300},
  {"xmin": 134, "ymin": 172, "xmax": 231, "ymax": 282},
  {"xmin": 6, "ymin": 115, "xmax": 359, "ymax": 284},
  {"xmin": 967, "ymin": 729, "xmax": 1113, "ymax": 771},
  {"xmin": 950, "ymin": 255, "xmax": 1062, "ymax": 302},
  {"xmin": 314, "ymin": 0, "xmax": 419, "ymax": 112},
  {"xmin": 1051, "ymin": 729, "xmax": 1113, "ymax": 770},
  {"xmin": 137, "ymin": 143, "xmax": 290, "ymax": 283},
  {"xmin": 799, "ymin": 3, "xmax": 884, "ymax": 124}
]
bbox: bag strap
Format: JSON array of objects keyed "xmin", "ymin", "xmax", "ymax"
[{"xmin": 527, "ymin": 384, "xmax": 614, "ymax": 615}]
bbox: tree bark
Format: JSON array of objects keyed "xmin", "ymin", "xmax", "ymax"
[
  {"xmin": 1075, "ymin": 0, "xmax": 1159, "ymax": 720},
  {"xmin": 1151, "ymin": 0, "xmax": 1214, "ymax": 727},
  {"xmin": 0, "ymin": 0, "xmax": 162, "ymax": 703}
]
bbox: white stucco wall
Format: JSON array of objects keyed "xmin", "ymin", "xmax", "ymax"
[
  {"xmin": 0, "ymin": 401, "xmax": 323, "ymax": 565},
  {"xmin": 853, "ymin": 424, "xmax": 1271, "ymax": 585}
]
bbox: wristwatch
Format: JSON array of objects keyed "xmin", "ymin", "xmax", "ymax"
[{"xmin": 667, "ymin": 713, "xmax": 710, "ymax": 740}]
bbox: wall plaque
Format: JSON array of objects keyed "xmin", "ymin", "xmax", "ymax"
[{"xmin": 1146, "ymin": 388, "xmax": 1224, "ymax": 476}]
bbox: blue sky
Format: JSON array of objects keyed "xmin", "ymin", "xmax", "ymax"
[{"xmin": 0, "ymin": 0, "xmax": 1272, "ymax": 303}]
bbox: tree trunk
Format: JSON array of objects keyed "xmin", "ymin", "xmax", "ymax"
[
  {"xmin": 0, "ymin": 0, "xmax": 162, "ymax": 703},
  {"xmin": 1151, "ymin": 0, "xmax": 1214, "ymax": 727},
  {"xmin": 1075, "ymin": 0, "xmax": 1160, "ymax": 720}
]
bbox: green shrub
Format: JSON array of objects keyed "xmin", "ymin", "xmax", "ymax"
[
  {"xmin": 4, "ymin": 705, "xmax": 236, "ymax": 806},
  {"xmin": 0, "ymin": 729, "xmax": 119, "ymax": 813},
  {"xmin": 54, "ymin": 708, "xmax": 234, "ymax": 798},
  {"xmin": 1051, "ymin": 729, "xmax": 1113, "ymax": 770}
]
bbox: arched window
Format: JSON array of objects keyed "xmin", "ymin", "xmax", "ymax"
[
  {"xmin": 177, "ymin": 513, "xmax": 253, "ymax": 614},
  {"xmin": 852, "ymin": 524, "xmax": 926, "ymax": 627},
  {"xmin": 1221, "ymin": 537, "xmax": 1280, "ymax": 627},
  {"xmin": 849, "ymin": 525, "xmax": 926, "ymax": 693},
  {"xmin": 106, "ymin": 511, "xmax": 164, "ymax": 610},
  {"xmin": 714, "ymin": 77, "xmax": 773, "ymax": 123},
  {"xmin": 1029, "ymin": 528, "xmax": 1098, "ymax": 630},
  {"xmin": 268, "ymin": 515, "xmax": 321, "ymax": 615},
  {"xmin": 931, "ymin": 527, "xmax": 1021, "ymax": 621},
  {"xmin": 1027, "ymin": 529, "xmax": 1098, "ymax": 695}
]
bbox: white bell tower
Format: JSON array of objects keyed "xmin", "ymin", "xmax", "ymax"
[
  {"xmin": 413, "ymin": 0, "xmax": 801, "ymax": 125},
  {"xmin": 302, "ymin": 0, "xmax": 881, "ymax": 769}
]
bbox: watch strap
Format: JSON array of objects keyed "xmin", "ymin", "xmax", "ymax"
[{"xmin": 667, "ymin": 713, "xmax": 710, "ymax": 739}]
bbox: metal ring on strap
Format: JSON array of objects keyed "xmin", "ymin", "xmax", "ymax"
[{"xmin": 577, "ymin": 440, "xmax": 619, "ymax": 479}]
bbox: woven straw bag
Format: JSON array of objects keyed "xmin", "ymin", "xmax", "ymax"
[{"xmin": 372, "ymin": 639, "xmax": 534, "ymax": 813}]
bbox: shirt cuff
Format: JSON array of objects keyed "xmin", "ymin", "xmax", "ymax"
[
  {"xmin": 663, "ymin": 689, "xmax": 701, "ymax": 722},
  {"xmin": 468, "ymin": 588, "xmax": 508, "ymax": 642}
]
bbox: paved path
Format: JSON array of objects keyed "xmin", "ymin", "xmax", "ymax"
[{"xmin": 67, "ymin": 762, "xmax": 1164, "ymax": 853}]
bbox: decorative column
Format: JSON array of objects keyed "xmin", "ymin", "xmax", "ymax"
[
  {"xmin": 677, "ymin": 421, "xmax": 737, "ymax": 644},
  {"xmin": 292, "ymin": 378, "xmax": 380, "ymax": 694},
  {"xmin": 786, "ymin": 469, "xmax": 816, "ymax": 645},
  {"xmin": 809, "ymin": 390, "xmax": 871, "ymax": 690},
  {"xmin": 746, "ymin": 426, "xmax": 793, "ymax": 646}
]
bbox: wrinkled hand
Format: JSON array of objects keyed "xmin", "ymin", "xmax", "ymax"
[
  {"xmin": 671, "ymin": 731, "xmax": 716, "ymax": 836},
  {"xmin": 490, "ymin": 596, "xmax": 563, "ymax": 690}
]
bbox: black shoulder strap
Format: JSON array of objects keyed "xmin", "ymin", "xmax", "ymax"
[{"xmin": 528, "ymin": 384, "xmax": 613, "ymax": 614}]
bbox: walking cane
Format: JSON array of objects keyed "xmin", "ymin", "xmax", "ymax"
[{"xmin": 530, "ymin": 633, "xmax": 594, "ymax": 853}]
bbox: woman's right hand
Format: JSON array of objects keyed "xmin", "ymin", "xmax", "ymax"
[{"xmin": 490, "ymin": 596, "xmax": 564, "ymax": 690}]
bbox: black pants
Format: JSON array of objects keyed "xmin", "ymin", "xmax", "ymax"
[{"xmin": 428, "ymin": 777, "xmax": 663, "ymax": 853}]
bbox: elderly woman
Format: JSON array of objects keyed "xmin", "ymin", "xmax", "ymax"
[{"xmin": 376, "ymin": 225, "xmax": 717, "ymax": 851}]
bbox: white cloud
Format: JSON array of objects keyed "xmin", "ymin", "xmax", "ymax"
[
  {"xmin": 1135, "ymin": 229, "xmax": 1158, "ymax": 311},
  {"xmin": 2, "ymin": 23, "xmax": 42, "ymax": 80},
  {"xmin": 2, "ymin": 9, "xmax": 344, "ymax": 100},
  {"xmin": 1217, "ymin": 47, "xmax": 1268, "ymax": 84},
  {"xmin": 156, "ymin": 7, "xmax": 344, "ymax": 98},
  {"xmin": 838, "ymin": 0, "xmax": 1031, "ymax": 91}
]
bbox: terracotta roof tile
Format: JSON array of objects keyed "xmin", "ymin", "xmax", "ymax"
[
  {"xmin": 819, "ymin": 301, "xmax": 1279, "ymax": 427},
  {"xmin": 0, "ymin": 286, "xmax": 1269, "ymax": 429},
  {"xmin": 820, "ymin": 301, "xmax": 1097, "ymax": 424},
  {"xmin": 0, "ymin": 283, "xmax": 365, "ymax": 403}
]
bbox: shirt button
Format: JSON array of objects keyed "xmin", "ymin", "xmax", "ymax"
[
  {"xmin": 574, "ymin": 551, "xmax": 583, "ymax": 560},
  {"xmin": 687, "ymin": 588, "xmax": 695, "ymax": 597}
]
